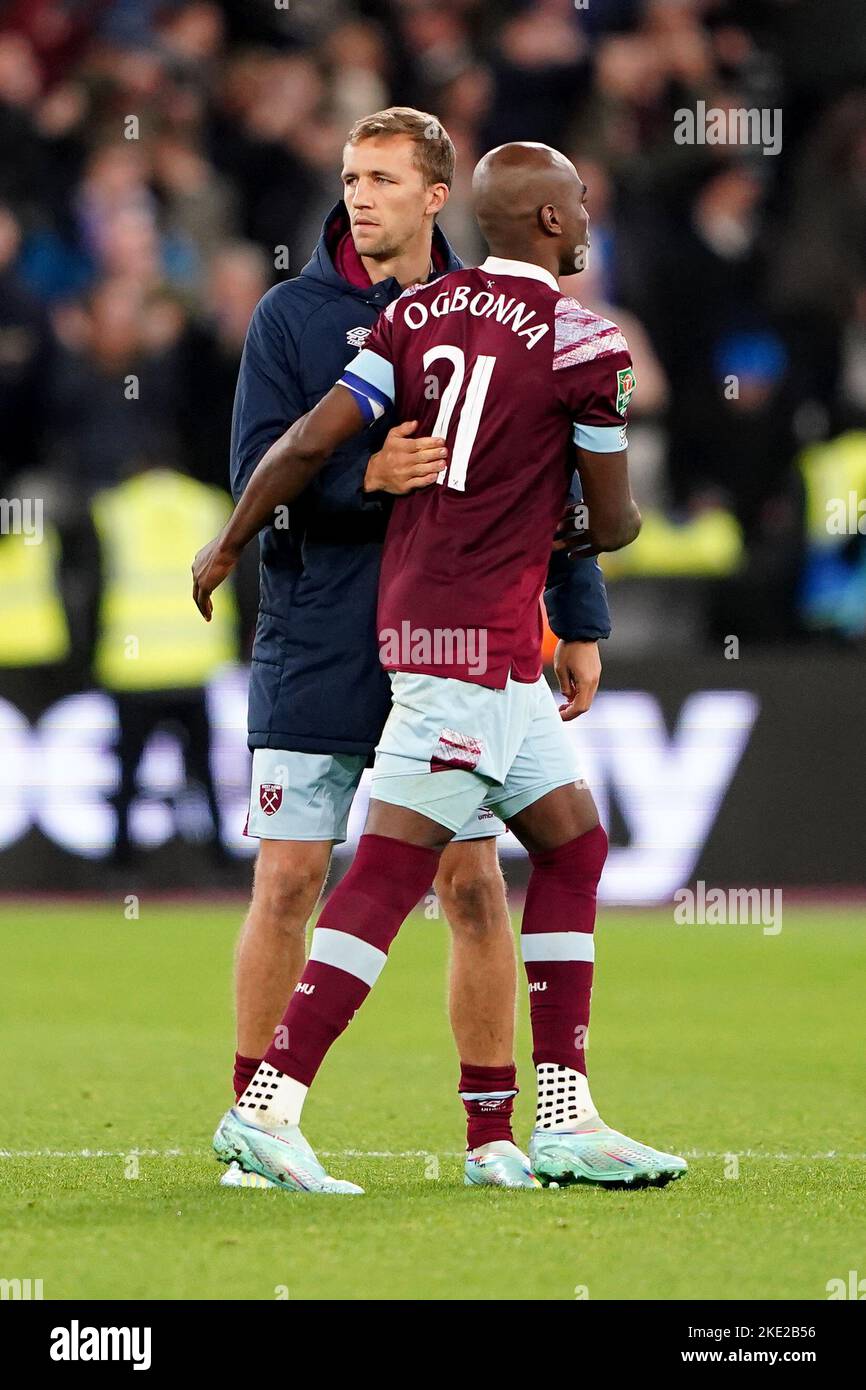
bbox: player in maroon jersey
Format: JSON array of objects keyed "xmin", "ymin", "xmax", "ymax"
[{"xmin": 194, "ymin": 142, "xmax": 687, "ymax": 1192}]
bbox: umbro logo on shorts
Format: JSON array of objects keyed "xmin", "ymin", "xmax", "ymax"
[
  {"xmin": 431, "ymin": 728, "xmax": 482, "ymax": 773},
  {"xmin": 259, "ymin": 783, "xmax": 283, "ymax": 815}
]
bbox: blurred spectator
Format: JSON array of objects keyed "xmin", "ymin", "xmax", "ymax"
[
  {"xmin": 48, "ymin": 279, "xmax": 186, "ymax": 490},
  {"xmin": 483, "ymin": 3, "xmax": 591, "ymax": 151},
  {"xmin": 322, "ymin": 20, "xmax": 390, "ymax": 129},
  {"xmin": 770, "ymin": 93, "xmax": 866, "ymax": 415},
  {"xmin": 90, "ymin": 460, "xmax": 238, "ymax": 865},
  {"xmin": 639, "ymin": 164, "xmax": 779, "ymax": 515},
  {"xmin": 0, "ymin": 204, "xmax": 52, "ymax": 491},
  {"xmin": 151, "ymin": 130, "xmax": 238, "ymax": 262},
  {"xmin": 180, "ymin": 241, "xmax": 270, "ymax": 488}
]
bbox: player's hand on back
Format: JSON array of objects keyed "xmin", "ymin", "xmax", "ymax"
[
  {"xmin": 192, "ymin": 535, "xmax": 239, "ymax": 621},
  {"xmin": 552, "ymin": 499, "xmax": 591, "ymax": 557},
  {"xmin": 364, "ymin": 421, "xmax": 447, "ymax": 495},
  {"xmin": 554, "ymin": 639, "xmax": 601, "ymax": 720}
]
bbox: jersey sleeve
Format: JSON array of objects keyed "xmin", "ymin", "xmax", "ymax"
[
  {"xmin": 552, "ymin": 296, "xmax": 635, "ymax": 453},
  {"xmin": 337, "ymin": 301, "xmax": 397, "ymax": 426}
]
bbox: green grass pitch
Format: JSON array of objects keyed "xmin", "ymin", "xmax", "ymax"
[{"xmin": 1, "ymin": 898, "xmax": 864, "ymax": 1301}]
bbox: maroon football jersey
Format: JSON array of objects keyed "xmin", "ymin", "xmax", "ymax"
[{"xmin": 339, "ymin": 257, "xmax": 634, "ymax": 687}]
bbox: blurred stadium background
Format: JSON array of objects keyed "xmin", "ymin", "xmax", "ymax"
[{"xmin": 1, "ymin": 0, "xmax": 865, "ymax": 896}]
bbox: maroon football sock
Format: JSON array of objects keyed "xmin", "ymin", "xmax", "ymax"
[
  {"xmin": 521, "ymin": 825, "xmax": 608, "ymax": 1071},
  {"xmin": 459, "ymin": 1061, "xmax": 517, "ymax": 1149},
  {"xmin": 233, "ymin": 1052, "xmax": 261, "ymax": 1101},
  {"xmin": 263, "ymin": 834, "xmax": 439, "ymax": 1087}
]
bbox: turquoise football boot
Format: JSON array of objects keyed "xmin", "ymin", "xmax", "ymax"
[
  {"xmin": 529, "ymin": 1121, "xmax": 687, "ymax": 1189},
  {"xmin": 464, "ymin": 1140, "xmax": 542, "ymax": 1189},
  {"xmin": 213, "ymin": 1108, "xmax": 364, "ymax": 1194}
]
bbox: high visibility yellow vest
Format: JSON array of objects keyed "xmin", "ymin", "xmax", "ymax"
[
  {"xmin": 600, "ymin": 507, "xmax": 743, "ymax": 580},
  {"xmin": 798, "ymin": 431, "xmax": 866, "ymax": 548},
  {"xmin": 92, "ymin": 469, "xmax": 237, "ymax": 691},
  {"xmin": 0, "ymin": 524, "xmax": 70, "ymax": 666}
]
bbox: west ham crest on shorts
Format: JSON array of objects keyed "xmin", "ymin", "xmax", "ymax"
[
  {"xmin": 259, "ymin": 783, "xmax": 283, "ymax": 815},
  {"xmin": 431, "ymin": 728, "xmax": 482, "ymax": 773}
]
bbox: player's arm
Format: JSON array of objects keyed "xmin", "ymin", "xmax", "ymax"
[
  {"xmin": 548, "ymin": 454, "xmax": 639, "ymax": 712},
  {"xmin": 568, "ymin": 445, "xmax": 641, "ymax": 556},
  {"xmin": 544, "ymin": 473, "xmax": 611, "ymax": 720},
  {"xmin": 193, "ymin": 386, "xmax": 367, "ymax": 620},
  {"xmin": 552, "ymin": 307, "xmax": 641, "ymax": 556}
]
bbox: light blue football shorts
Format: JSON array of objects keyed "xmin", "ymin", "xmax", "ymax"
[
  {"xmin": 371, "ymin": 671, "xmax": 585, "ymax": 833},
  {"xmin": 246, "ymin": 748, "xmax": 504, "ymax": 844}
]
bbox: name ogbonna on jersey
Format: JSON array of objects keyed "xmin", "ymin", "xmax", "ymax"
[{"xmin": 402, "ymin": 285, "xmax": 550, "ymax": 350}]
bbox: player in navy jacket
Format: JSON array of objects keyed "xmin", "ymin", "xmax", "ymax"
[{"xmin": 218, "ymin": 109, "xmax": 612, "ymax": 1189}]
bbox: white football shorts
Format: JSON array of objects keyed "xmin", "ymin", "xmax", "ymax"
[{"xmin": 371, "ymin": 671, "xmax": 584, "ymax": 833}]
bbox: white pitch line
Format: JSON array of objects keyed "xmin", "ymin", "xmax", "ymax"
[
  {"xmin": 0, "ymin": 1148, "xmax": 447, "ymax": 1159},
  {"xmin": 1, "ymin": 1148, "xmax": 864, "ymax": 1161}
]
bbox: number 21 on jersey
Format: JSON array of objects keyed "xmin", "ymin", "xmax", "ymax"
[{"xmin": 423, "ymin": 345, "xmax": 496, "ymax": 492}]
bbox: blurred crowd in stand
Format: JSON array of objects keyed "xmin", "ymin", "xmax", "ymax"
[{"xmin": 1, "ymin": 0, "xmax": 865, "ymax": 692}]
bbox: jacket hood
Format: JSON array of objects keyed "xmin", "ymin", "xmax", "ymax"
[{"xmin": 298, "ymin": 202, "xmax": 463, "ymax": 304}]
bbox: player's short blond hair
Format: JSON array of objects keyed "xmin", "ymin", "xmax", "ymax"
[{"xmin": 345, "ymin": 107, "xmax": 455, "ymax": 189}]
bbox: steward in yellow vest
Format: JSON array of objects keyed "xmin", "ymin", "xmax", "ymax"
[
  {"xmin": 91, "ymin": 468, "xmax": 238, "ymax": 865},
  {"xmin": 92, "ymin": 468, "xmax": 237, "ymax": 692},
  {"xmin": 0, "ymin": 523, "xmax": 70, "ymax": 667}
]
